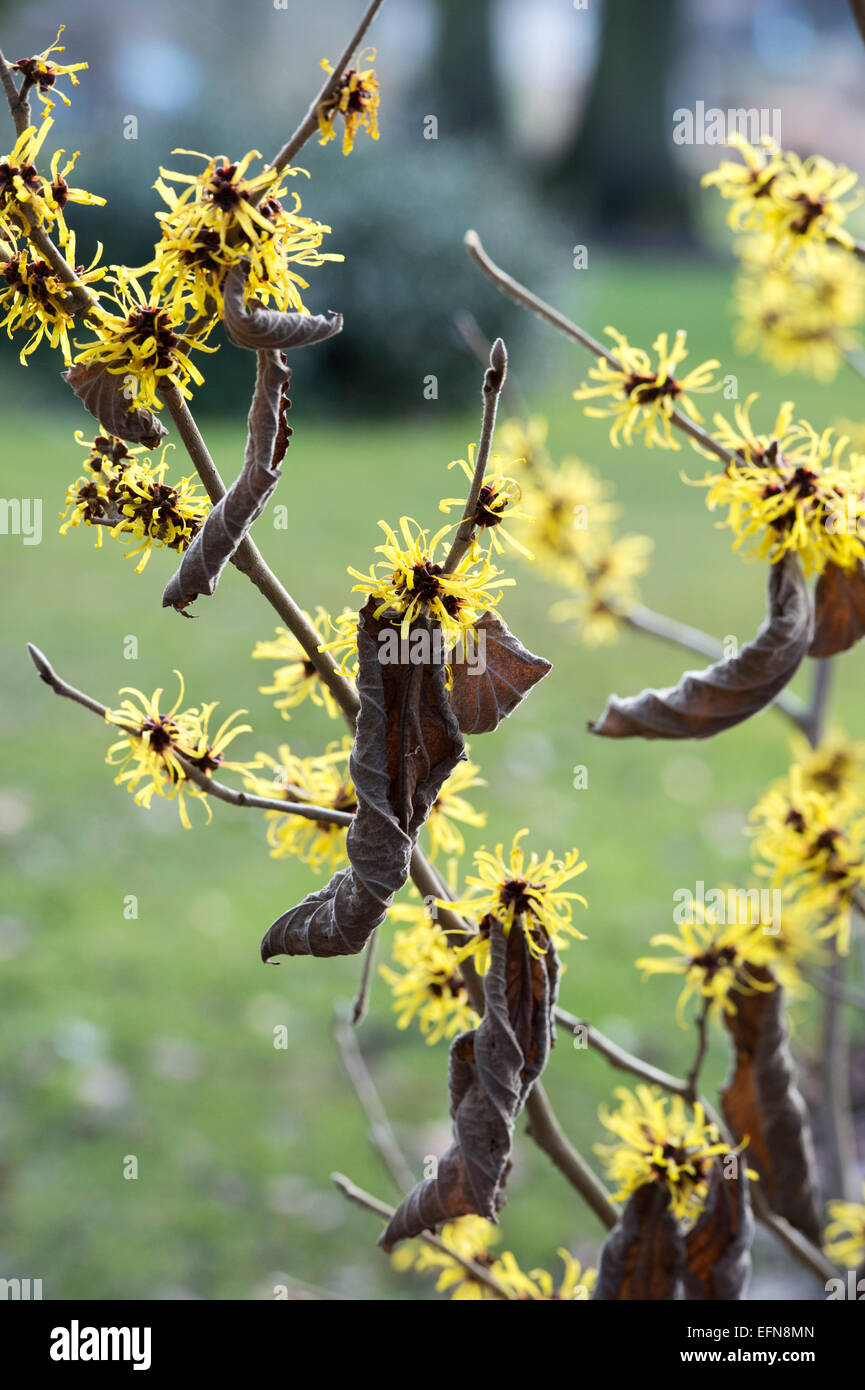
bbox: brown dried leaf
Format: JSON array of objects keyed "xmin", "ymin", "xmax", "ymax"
[
  {"xmin": 223, "ymin": 264, "xmax": 343, "ymax": 350},
  {"xmin": 721, "ymin": 967, "xmax": 820, "ymax": 1243},
  {"xmin": 809, "ymin": 560, "xmax": 865, "ymax": 657},
  {"xmin": 682, "ymin": 1159, "xmax": 754, "ymax": 1301},
  {"xmin": 162, "ymin": 351, "xmax": 290, "ymax": 610},
  {"xmin": 590, "ymin": 554, "xmax": 812, "ymax": 739},
  {"xmin": 260, "ymin": 600, "xmax": 464, "ymax": 960},
  {"xmin": 448, "ymin": 611, "xmax": 552, "ymax": 734},
  {"xmin": 379, "ymin": 918, "xmax": 558, "ymax": 1249},
  {"xmin": 593, "ymin": 1183, "xmax": 684, "ymax": 1301},
  {"xmin": 62, "ymin": 362, "xmax": 167, "ymax": 448}
]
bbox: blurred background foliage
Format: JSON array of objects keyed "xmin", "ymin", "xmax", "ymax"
[{"xmin": 1, "ymin": 0, "xmax": 865, "ymax": 1300}]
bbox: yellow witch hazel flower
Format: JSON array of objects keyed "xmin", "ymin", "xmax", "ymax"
[
  {"xmin": 0, "ymin": 118, "xmax": 105, "ymax": 239},
  {"xmin": 59, "ymin": 433, "xmax": 210, "ymax": 572},
  {"xmin": 390, "ymin": 1216, "xmax": 500, "ymax": 1300},
  {"xmin": 703, "ymin": 135, "xmax": 862, "ymax": 263},
  {"xmin": 548, "ymin": 533, "xmax": 654, "ymax": 647},
  {"xmin": 732, "ymin": 240, "xmax": 865, "ymax": 383},
  {"xmin": 573, "ymin": 327, "xmax": 720, "ymax": 450},
  {"xmin": 252, "ymin": 609, "xmax": 354, "ymax": 722},
  {"xmin": 73, "ymin": 268, "xmax": 217, "ymax": 411},
  {"xmin": 492, "ymin": 1250, "xmax": 596, "ymax": 1301},
  {"xmin": 425, "ymin": 756, "xmax": 486, "ymax": 859},
  {"xmin": 246, "ymin": 737, "xmax": 356, "ymax": 874},
  {"xmin": 105, "ymin": 674, "xmax": 254, "ymax": 829},
  {"xmin": 696, "ymin": 414, "xmax": 865, "ymax": 577},
  {"xmin": 790, "ymin": 728, "xmax": 865, "ymax": 809},
  {"xmin": 0, "ymin": 233, "xmax": 104, "ymax": 363},
  {"xmin": 636, "ymin": 903, "xmax": 777, "ymax": 1026},
  {"xmin": 380, "ymin": 911, "xmax": 479, "ymax": 1045},
  {"xmin": 824, "ymin": 1183, "xmax": 865, "ymax": 1268},
  {"xmin": 317, "ymin": 48, "xmax": 380, "ymax": 156},
  {"xmin": 11, "ymin": 25, "xmax": 88, "ymax": 116},
  {"xmin": 749, "ymin": 764, "xmax": 865, "ymax": 955},
  {"xmin": 439, "ymin": 445, "xmax": 534, "ymax": 559},
  {"xmin": 348, "ymin": 516, "xmax": 514, "ymax": 650},
  {"xmin": 595, "ymin": 1085, "xmax": 735, "ymax": 1226},
  {"xmin": 146, "ymin": 149, "xmax": 341, "ymax": 319},
  {"xmin": 446, "ymin": 828, "xmax": 587, "ymax": 964}
]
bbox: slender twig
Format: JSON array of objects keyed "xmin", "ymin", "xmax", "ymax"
[
  {"xmin": 804, "ymin": 965, "xmax": 865, "ymax": 1013},
  {"xmin": 25, "ymin": 643, "xmax": 352, "ymax": 827},
  {"xmin": 524, "ymin": 1085, "xmax": 619, "ymax": 1231},
  {"xmin": 333, "ymin": 1005, "xmax": 416, "ymax": 1192},
  {"xmin": 350, "ymin": 929, "xmax": 378, "ymax": 1027},
  {"xmin": 331, "ymin": 1172, "xmax": 518, "ymax": 1300},
  {"xmin": 442, "ymin": 338, "xmax": 507, "ymax": 572},
  {"xmin": 804, "ymin": 657, "xmax": 833, "ymax": 747},
  {"xmin": 269, "ymin": 0, "xmax": 387, "ymax": 176},
  {"xmin": 464, "ymin": 230, "xmax": 740, "ymax": 471},
  {"xmin": 684, "ymin": 997, "xmax": 711, "ymax": 1105},
  {"xmin": 556, "ymin": 1005, "xmax": 692, "ymax": 1095},
  {"xmin": 0, "ymin": 47, "xmax": 30, "ymax": 135}
]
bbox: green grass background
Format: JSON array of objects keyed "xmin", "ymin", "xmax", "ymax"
[{"xmin": 2, "ymin": 254, "xmax": 864, "ymax": 1299}]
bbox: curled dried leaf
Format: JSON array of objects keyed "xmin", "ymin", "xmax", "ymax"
[
  {"xmin": 809, "ymin": 560, "xmax": 865, "ymax": 657},
  {"xmin": 721, "ymin": 967, "xmax": 821, "ymax": 1243},
  {"xmin": 260, "ymin": 600, "xmax": 464, "ymax": 960},
  {"xmin": 223, "ymin": 264, "xmax": 343, "ymax": 351},
  {"xmin": 593, "ymin": 1182, "xmax": 684, "ymax": 1301},
  {"xmin": 162, "ymin": 350, "xmax": 290, "ymax": 610},
  {"xmin": 379, "ymin": 918, "xmax": 558, "ymax": 1249},
  {"xmin": 62, "ymin": 362, "xmax": 167, "ymax": 448},
  {"xmin": 683, "ymin": 1159, "xmax": 754, "ymax": 1301},
  {"xmin": 590, "ymin": 554, "xmax": 812, "ymax": 739},
  {"xmin": 448, "ymin": 611, "xmax": 552, "ymax": 735}
]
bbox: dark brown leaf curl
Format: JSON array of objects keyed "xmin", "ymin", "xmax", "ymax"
[
  {"xmin": 223, "ymin": 264, "xmax": 343, "ymax": 351},
  {"xmin": 683, "ymin": 1159, "xmax": 754, "ymax": 1301},
  {"xmin": 721, "ymin": 967, "xmax": 821, "ymax": 1243},
  {"xmin": 162, "ymin": 350, "xmax": 290, "ymax": 610},
  {"xmin": 379, "ymin": 918, "xmax": 559, "ymax": 1249},
  {"xmin": 62, "ymin": 363, "xmax": 167, "ymax": 448},
  {"xmin": 589, "ymin": 554, "xmax": 813, "ymax": 740},
  {"xmin": 448, "ymin": 611, "xmax": 552, "ymax": 735},
  {"xmin": 260, "ymin": 600, "xmax": 464, "ymax": 961},
  {"xmin": 593, "ymin": 1182, "xmax": 684, "ymax": 1301},
  {"xmin": 809, "ymin": 560, "xmax": 865, "ymax": 657}
]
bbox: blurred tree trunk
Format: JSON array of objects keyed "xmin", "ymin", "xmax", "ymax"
[
  {"xmin": 428, "ymin": 0, "xmax": 501, "ymax": 137},
  {"xmin": 546, "ymin": 0, "xmax": 694, "ymax": 245}
]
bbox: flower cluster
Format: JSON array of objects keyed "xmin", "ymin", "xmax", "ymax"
[
  {"xmin": 446, "ymin": 828, "xmax": 588, "ymax": 964},
  {"xmin": 10, "ymin": 25, "xmax": 88, "ymax": 117},
  {"xmin": 749, "ymin": 760, "xmax": 865, "ymax": 955},
  {"xmin": 381, "ymin": 907, "xmax": 479, "ymax": 1045},
  {"xmin": 0, "ymin": 233, "xmax": 103, "ymax": 362},
  {"xmin": 59, "ymin": 432, "xmax": 210, "ymax": 571},
  {"xmin": 105, "ymin": 675, "xmax": 254, "ymax": 828},
  {"xmin": 595, "ymin": 1085, "xmax": 735, "ymax": 1225},
  {"xmin": 695, "ymin": 407, "xmax": 865, "ymax": 576},
  {"xmin": 391, "ymin": 1214, "xmax": 595, "ymax": 1301},
  {"xmin": 573, "ymin": 327, "xmax": 720, "ymax": 450},
  {"xmin": 704, "ymin": 137, "xmax": 865, "ymax": 383},
  {"xmin": 636, "ymin": 905, "xmax": 777, "ymax": 1025},
  {"xmin": 317, "ymin": 49, "xmax": 380, "ymax": 156},
  {"xmin": 349, "ymin": 516, "xmax": 514, "ymax": 651},
  {"xmin": 0, "ymin": 117, "xmax": 104, "ymax": 245},
  {"xmin": 439, "ymin": 444, "xmax": 534, "ymax": 559},
  {"xmin": 252, "ymin": 608, "xmax": 355, "ymax": 722},
  {"xmin": 245, "ymin": 737, "xmax": 356, "ymax": 874},
  {"xmin": 146, "ymin": 149, "xmax": 341, "ymax": 320},
  {"xmin": 498, "ymin": 415, "xmax": 653, "ymax": 646}
]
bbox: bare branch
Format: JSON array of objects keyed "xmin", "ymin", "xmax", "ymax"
[
  {"xmin": 333, "ymin": 1006, "xmax": 416, "ymax": 1192},
  {"xmin": 442, "ymin": 337, "xmax": 507, "ymax": 573}
]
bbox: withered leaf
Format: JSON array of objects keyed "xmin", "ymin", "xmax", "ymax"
[
  {"xmin": 260, "ymin": 600, "xmax": 464, "ymax": 960},
  {"xmin": 721, "ymin": 967, "xmax": 821, "ymax": 1243},
  {"xmin": 809, "ymin": 560, "xmax": 865, "ymax": 657},
  {"xmin": 593, "ymin": 1182, "xmax": 684, "ymax": 1301},
  {"xmin": 590, "ymin": 554, "xmax": 812, "ymax": 740},
  {"xmin": 448, "ymin": 611, "xmax": 552, "ymax": 735},
  {"xmin": 379, "ymin": 918, "xmax": 558, "ymax": 1249},
  {"xmin": 162, "ymin": 350, "xmax": 290, "ymax": 610},
  {"xmin": 223, "ymin": 264, "xmax": 343, "ymax": 351},
  {"xmin": 682, "ymin": 1159, "xmax": 754, "ymax": 1301},
  {"xmin": 62, "ymin": 362, "xmax": 167, "ymax": 448}
]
